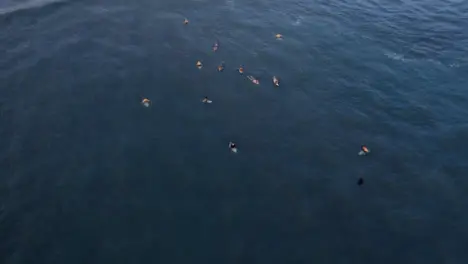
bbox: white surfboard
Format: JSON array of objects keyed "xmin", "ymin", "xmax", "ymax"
[
  {"xmin": 358, "ymin": 150, "xmax": 370, "ymax": 156},
  {"xmin": 229, "ymin": 142, "xmax": 237, "ymax": 153}
]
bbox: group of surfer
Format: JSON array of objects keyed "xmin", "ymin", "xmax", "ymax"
[
  {"xmin": 141, "ymin": 18, "xmax": 370, "ymax": 185},
  {"xmin": 195, "ymin": 59, "xmax": 279, "ymax": 87},
  {"xmin": 193, "ymin": 32, "xmax": 279, "ymax": 154},
  {"xmin": 194, "ymin": 22, "xmax": 281, "ymax": 88}
]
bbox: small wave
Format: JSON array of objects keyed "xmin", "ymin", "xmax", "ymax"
[
  {"xmin": 292, "ymin": 15, "xmax": 303, "ymax": 26},
  {"xmin": 384, "ymin": 52, "xmax": 407, "ymax": 62},
  {"xmin": 384, "ymin": 51, "xmax": 461, "ymax": 68},
  {"xmin": 225, "ymin": 0, "xmax": 235, "ymax": 10},
  {"xmin": 0, "ymin": 0, "xmax": 65, "ymax": 16}
]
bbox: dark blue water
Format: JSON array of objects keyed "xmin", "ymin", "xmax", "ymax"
[{"xmin": 1, "ymin": 0, "xmax": 468, "ymax": 263}]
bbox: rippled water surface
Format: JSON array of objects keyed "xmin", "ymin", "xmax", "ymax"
[{"xmin": 1, "ymin": 0, "xmax": 468, "ymax": 263}]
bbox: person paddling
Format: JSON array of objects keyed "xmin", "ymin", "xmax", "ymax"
[{"xmin": 247, "ymin": 75, "xmax": 259, "ymax": 85}]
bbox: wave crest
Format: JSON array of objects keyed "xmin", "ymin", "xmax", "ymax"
[{"xmin": 0, "ymin": 0, "xmax": 66, "ymax": 16}]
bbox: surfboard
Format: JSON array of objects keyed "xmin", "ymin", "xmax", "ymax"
[{"xmin": 229, "ymin": 142, "xmax": 237, "ymax": 153}]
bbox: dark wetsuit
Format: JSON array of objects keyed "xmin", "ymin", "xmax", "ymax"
[{"xmin": 230, "ymin": 143, "xmax": 236, "ymax": 149}]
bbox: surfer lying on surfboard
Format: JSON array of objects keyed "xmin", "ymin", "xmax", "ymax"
[
  {"xmin": 229, "ymin": 142, "xmax": 238, "ymax": 153},
  {"xmin": 141, "ymin": 98, "xmax": 151, "ymax": 107},
  {"xmin": 273, "ymin": 76, "xmax": 279, "ymax": 87},
  {"xmin": 247, "ymin": 75, "xmax": 259, "ymax": 85},
  {"xmin": 358, "ymin": 145, "xmax": 370, "ymax": 156},
  {"xmin": 202, "ymin": 96, "xmax": 212, "ymax": 104},
  {"xmin": 217, "ymin": 62, "xmax": 225, "ymax": 72}
]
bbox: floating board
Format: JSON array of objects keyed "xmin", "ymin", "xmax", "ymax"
[
  {"xmin": 358, "ymin": 150, "xmax": 370, "ymax": 156},
  {"xmin": 202, "ymin": 100, "xmax": 212, "ymax": 104},
  {"xmin": 142, "ymin": 102, "xmax": 150, "ymax": 107}
]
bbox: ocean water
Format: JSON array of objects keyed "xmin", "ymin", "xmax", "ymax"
[{"xmin": 1, "ymin": 0, "xmax": 468, "ymax": 263}]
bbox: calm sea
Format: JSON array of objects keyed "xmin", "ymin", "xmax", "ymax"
[{"xmin": 1, "ymin": 0, "xmax": 468, "ymax": 263}]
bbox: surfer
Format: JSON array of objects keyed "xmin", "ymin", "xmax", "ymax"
[
  {"xmin": 358, "ymin": 145, "xmax": 370, "ymax": 156},
  {"xmin": 238, "ymin": 66, "xmax": 244, "ymax": 74},
  {"xmin": 202, "ymin": 96, "xmax": 212, "ymax": 103},
  {"xmin": 273, "ymin": 76, "xmax": 279, "ymax": 87},
  {"xmin": 217, "ymin": 62, "xmax": 225, "ymax": 72},
  {"xmin": 196, "ymin": 60, "xmax": 202, "ymax": 69},
  {"xmin": 275, "ymin": 33, "xmax": 283, "ymax": 39},
  {"xmin": 247, "ymin": 75, "xmax": 259, "ymax": 85},
  {"xmin": 141, "ymin": 98, "xmax": 151, "ymax": 107},
  {"xmin": 229, "ymin": 142, "xmax": 237, "ymax": 153},
  {"xmin": 184, "ymin": 18, "xmax": 189, "ymax": 25},
  {"xmin": 212, "ymin": 41, "xmax": 219, "ymax": 52}
]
